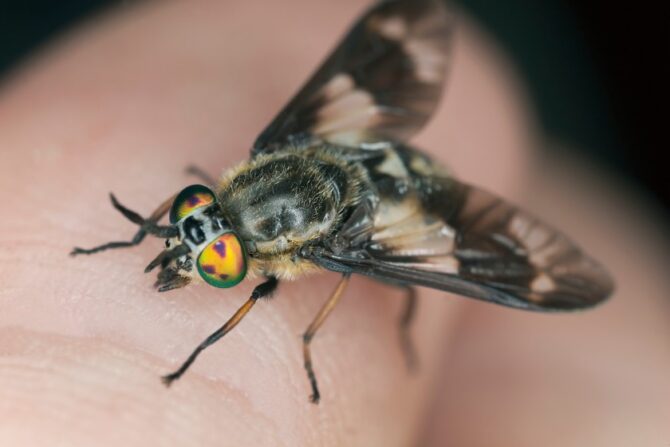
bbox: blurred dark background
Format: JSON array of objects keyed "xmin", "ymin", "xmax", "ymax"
[{"xmin": 1, "ymin": 0, "xmax": 668, "ymax": 214}]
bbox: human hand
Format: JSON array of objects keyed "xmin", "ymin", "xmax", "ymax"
[{"xmin": 0, "ymin": 1, "xmax": 668, "ymax": 446}]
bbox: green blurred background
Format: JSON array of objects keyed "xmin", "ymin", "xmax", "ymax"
[{"xmin": 1, "ymin": 0, "xmax": 668, "ymax": 214}]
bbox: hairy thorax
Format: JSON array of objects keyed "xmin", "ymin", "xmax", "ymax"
[{"xmin": 216, "ymin": 147, "xmax": 365, "ymax": 279}]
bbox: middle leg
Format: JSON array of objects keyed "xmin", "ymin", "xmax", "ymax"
[
  {"xmin": 302, "ymin": 273, "xmax": 350, "ymax": 404},
  {"xmin": 185, "ymin": 165, "xmax": 217, "ymax": 186}
]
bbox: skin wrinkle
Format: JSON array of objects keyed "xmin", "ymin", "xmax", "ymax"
[{"xmin": 0, "ymin": 329, "xmax": 276, "ymax": 446}]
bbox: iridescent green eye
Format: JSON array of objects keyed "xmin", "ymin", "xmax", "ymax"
[
  {"xmin": 196, "ymin": 233, "xmax": 247, "ymax": 288},
  {"xmin": 170, "ymin": 184, "xmax": 217, "ymax": 223}
]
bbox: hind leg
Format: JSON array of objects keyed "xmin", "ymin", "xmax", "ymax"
[{"xmin": 397, "ymin": 286, "xmax": 419, "ymax": 371}]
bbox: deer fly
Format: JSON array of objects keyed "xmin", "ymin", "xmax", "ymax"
[{"xmin": 71, "ymin": 0, "xmax": 613, "ymax": 403}]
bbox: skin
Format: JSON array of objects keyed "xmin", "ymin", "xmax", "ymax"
[{"xmin": 0, "ymin": 0, "xmax": 668, "ymax": 445}]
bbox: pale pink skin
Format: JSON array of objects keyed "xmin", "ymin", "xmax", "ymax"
[{"xmin": 0, "ymin": 1, "xmax": 668, "ymax": 446}]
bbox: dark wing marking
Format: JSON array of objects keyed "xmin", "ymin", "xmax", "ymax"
[
  {"xmin": 305, "ymin": 183, "xmax": 613, "ymax": 312},
  {"xmin": 252, "ymin": 0, "xmax": 453, "ymax": 156}
]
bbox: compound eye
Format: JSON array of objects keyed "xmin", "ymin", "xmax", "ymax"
[
  {"xmin": 170, "ymin": 184, "xmax": 217, "ymax": 223},
  {"xmin": 196, "ymin": 233, "xmax": 247, "ymax": 288}
]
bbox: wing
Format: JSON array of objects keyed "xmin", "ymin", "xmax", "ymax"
[
  {"xmin": 303, "ymin": 173, "xmax": 613, "ymax": 312},
  {"xmin": 252, "ymin": 0, "xmax": 454, "ymax": 156}
]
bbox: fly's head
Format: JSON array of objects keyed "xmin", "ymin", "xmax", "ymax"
[{"xmin": 150, "ymin": 184, "xmax": 247, "ymax": 292}]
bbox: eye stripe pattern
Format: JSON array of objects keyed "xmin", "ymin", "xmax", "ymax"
[
  {"xmin": 196, "ymin": 233, "xmax": 247, "ymax": 288},
  {"xmin": 170, "ymin": 185, "xmax": 217, "ymax": 223}
]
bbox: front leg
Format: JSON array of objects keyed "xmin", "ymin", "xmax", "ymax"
[
  {"xmin": 162, "ymin": 276, "xmax": 278, "ymax": 386},
  {"xmin": 71, "ymin": 193, "xmax": 177, "ymax": 256}
]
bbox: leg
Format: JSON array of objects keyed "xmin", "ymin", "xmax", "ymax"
[
  {"xmin": 162, "ymin": 276, "xmax": 278, "ymax": 386},
  {"xmin": 70, "ymin": 193, "xmax": 176, "ymax": 256},
  {"xmin": 302, "ymin": 274, "xmax": 350, "ymax": 404},
  {"xmin": 185, "ymin": 165, "xmax": 217, "ymax": 186},
  {"xmin": 398, "ymin": 286, "xmax": 418, "ymax": 372}
]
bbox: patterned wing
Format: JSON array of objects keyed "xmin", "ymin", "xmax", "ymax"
[
  {"xmin": 252, "ymin": 0, "xmax": 454, "ymax": 156},
  {"xmin": 306, "ymin": 178, "xmax": 613, "ymax": 311}
]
